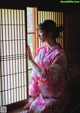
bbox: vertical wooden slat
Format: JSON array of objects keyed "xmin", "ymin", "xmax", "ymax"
[
  {"xmin": 2, "ymin": 9, "xmax": 6, "ymax": 105},
  {"xmin": 0, "ymin": 8, "xmax": 2, "ymax": 105}
]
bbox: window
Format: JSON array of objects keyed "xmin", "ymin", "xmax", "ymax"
[
  {"xmin": 0, "ymin": 7, "xmax": 38, "ymax": 107},
  {"xmin": 27, "ymin": 7, "xmax": 37, "ymax": 84},
  {"xmin": 0, "ymin": 9, "xmax": 27, "ymax": 106}
]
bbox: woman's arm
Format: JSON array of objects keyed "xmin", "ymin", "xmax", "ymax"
[
  {"xmin": 30, "ymin": 59, "xmax": 42, "ymax": 73},
  {"xmin": 42, "ymin": 53, "xmax": 67, "ymax": 81},
  {"xmin": 27, "ymin": 45, "xmax": 42, "ymax": 74}
]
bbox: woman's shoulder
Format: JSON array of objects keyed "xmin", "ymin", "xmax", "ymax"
[
  {"xmin": 36, "ymin": 45, "xmax": 47, "ymax": 56},
  {"xmin": 54, "ymin": 46, "xmax": 67, "ymax": 60}
]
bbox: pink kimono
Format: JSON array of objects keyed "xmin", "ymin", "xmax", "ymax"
[{"xmin": 29, "ymin": 44, "xmax": 70, "ymax": 113}]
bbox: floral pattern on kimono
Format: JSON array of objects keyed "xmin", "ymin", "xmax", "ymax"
[{"xmin": 29, "ymin": 44, "xmax": 70, "ymax": 113}]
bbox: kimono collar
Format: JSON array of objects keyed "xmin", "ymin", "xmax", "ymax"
[{"xmin": 47, "ymin": 44, "xmax": 61, "ymax": 52}]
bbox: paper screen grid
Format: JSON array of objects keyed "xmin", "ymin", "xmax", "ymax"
[{"xmin": 0, "ymin": 9, "xmax": 27, "ymax": 106}]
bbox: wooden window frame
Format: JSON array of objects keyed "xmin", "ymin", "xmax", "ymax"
[{"xmin": 0, "ymin": 7, "xmax": 38, "ymax": 113}]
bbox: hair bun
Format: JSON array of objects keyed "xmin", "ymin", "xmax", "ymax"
[
  {"xmin": 57, "ymin": 25, "xmax": 64, "ymax": 32},
  {"xmin": 55, "ymin": 25, "xmax": 64, "ymax": 38}
]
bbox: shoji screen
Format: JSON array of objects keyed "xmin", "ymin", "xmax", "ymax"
[
  {"xmin": 38, "ymin": 11, "xmax": 64, "ymax": 48},
  {"xmin": 0, "ymin": 9, "xmax": 27, "ymax": 106}
]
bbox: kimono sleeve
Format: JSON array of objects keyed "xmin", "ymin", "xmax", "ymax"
[{"xmin": 42, "ymin": 52, "xmax": 67, "ymax": 82}]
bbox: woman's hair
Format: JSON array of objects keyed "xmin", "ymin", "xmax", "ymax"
[{"xmin": 38, "ymin": 19, "xmax": 64, "ymax": 39}]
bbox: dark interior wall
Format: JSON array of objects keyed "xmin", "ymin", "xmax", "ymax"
[{"xmin": 64, "ymin": 12, "xmax": 80, "ymax": 65}]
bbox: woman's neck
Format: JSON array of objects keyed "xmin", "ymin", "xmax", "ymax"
[{"xmin": 46, "ymin": 39, "xmax": 57, "ymax": 49}]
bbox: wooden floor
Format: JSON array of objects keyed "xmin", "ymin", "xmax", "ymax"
[
  {"xmin": 7, "ymin": 97, "xmax": 32, "ymax": 113},
  {"xmin": 8, "ymin": 107, "xmax": 29, "ymax": 113}
]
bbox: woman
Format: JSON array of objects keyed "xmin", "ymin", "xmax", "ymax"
[{"xmin": 24, "ymin": 20, "xmax": 70, "ymax": 113}]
